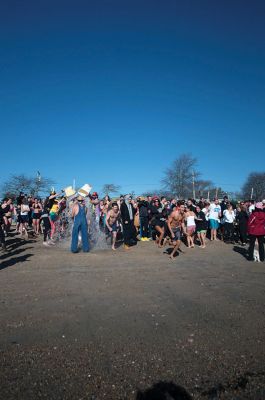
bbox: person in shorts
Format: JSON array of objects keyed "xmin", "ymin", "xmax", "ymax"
[
  {"xmin": 185, "ymin": 207, "xmax": 196, "ymax": 248},
  {"xmin": 32, "ymin": 198, "xmax": 43, "ymax": 235},
  {"xmin": 19, "ymin": 199, "xmax": 30, "ymax": 238},
  {"xmin": 105, "ymin": 203, "xmax": 121, "ymax": 251},
  {"xmin": 167, "ymin": 204, "xmax": 186, "ymax": 259},
  {"xmin": 208, "ymin": 198, "xmax": 221, "ymax": 240}
]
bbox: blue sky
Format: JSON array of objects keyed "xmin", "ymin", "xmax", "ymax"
[{"xmin": 0, "ymin": 0, "xmax": 264, "ymax": 196}]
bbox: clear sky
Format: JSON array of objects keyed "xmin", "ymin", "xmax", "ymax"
[{"xmin": 1, "ymin": 0, "xmax": 264, "ymax": 195}]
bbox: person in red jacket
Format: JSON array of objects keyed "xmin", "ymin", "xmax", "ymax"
[{"xmin": 247, "ymin": 202, "xmax": 265, "ymax": 261}]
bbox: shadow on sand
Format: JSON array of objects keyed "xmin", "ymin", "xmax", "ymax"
[
  {"xmin": 0, "ymin": 232, "xmax": 35, "ymax": 271},
  {"xmin": 136, "ymin": 381, "xmax": 192, "ymax": 400},
  {"xmin": 0, "ymin": 253, "xmax": 33, "ymax": 271},
  {"xmin": 233, "ymin": 245, "xmax": 249, "ymax": 260},
  {"xmin": 4, "ymin": 236, "xmax": 36, "ymax": 251}
]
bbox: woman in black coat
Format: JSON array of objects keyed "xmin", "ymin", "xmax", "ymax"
[
  {"xmin": 149, "ymin": 198, "xmax": 166, "ymax": 247},
  {"xmin": 236, "ymin": 204, "xmax": 249, "ymax": 245}
]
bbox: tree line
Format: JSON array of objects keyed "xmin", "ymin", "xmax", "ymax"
[
  {"xmin": 159, "ymin": 153, "xmax": 265, "ymax": 200},
  {"xmin": 1, "ymin": 155, "xmax": 265, "ymax": 200}
]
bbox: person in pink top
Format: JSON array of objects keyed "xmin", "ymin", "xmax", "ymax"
[{"xmin": 247, "ymin": 202, "xmax": 265, "ymax": 262}]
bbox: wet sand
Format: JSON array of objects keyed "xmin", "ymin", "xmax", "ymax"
[{"xmin": 1, "ymin": 233, "xmax": 265, "ymax": 399}]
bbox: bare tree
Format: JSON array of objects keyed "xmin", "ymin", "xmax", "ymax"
[
  {"xmin": 162, "ymin": 153, "xmax": 200, "ymax": 199},
  {"xmin": 242, "ymin": 172, "xmax": 265, "ymax": 200},
  {"xmin": 101, "ymin": 183, "xmax": 121, "ymax": 196},
  {"xmin": 194, "ymin": 179, "xmax": 213, "ymax": 198},
  {"xmin": 1, "ymin": 173, "xmax": 55, "ymax": 198},
  {"xmin": 142, "ymin": 190, "xmax": 174, "ymax": 199}
]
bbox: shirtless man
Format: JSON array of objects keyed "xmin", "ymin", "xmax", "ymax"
[
  {"xmin": 167, "ymin": 204, "xmax": 186, "ymax": 259},
  {"xmin": 105, "ymin": 203, "xmax": 120, "ymax": 250}
]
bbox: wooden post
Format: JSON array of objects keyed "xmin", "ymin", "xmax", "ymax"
[{"xmin": 192, "ymin": 170, "xmax": 195, "ymax": 199}]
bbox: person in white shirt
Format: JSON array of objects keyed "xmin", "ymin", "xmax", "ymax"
[
  {"xmin": 19, "ymin": 199, "xmax": 30, "ymax": 238},
  {"xmin": 208, "ymin": 198, "xmax": 221, "ymax": 241},
  {"xmin": 223, "ymin": 204, "xmax": 236, "ymax": 243},
  {"xmin": 202, "ymin": 202, "xmax": 210, "ymax": 220},
  {"xmin": 248, "ymin": 201, "xmax": 255, "ymax": 214}
]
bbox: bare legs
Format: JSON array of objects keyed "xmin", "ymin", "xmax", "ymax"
[
  {"xmin": 19, "ymin": 222, "xmax": 28, "ymax": 238},
  {"xmin": 155, "ymin": 225, "xmax": 164, "ymax": 248},
  {"xmin": 50, "ymin": 219, "xmax": 56, "ymax": 240},
  {"xmin": 33, "ymin": 218, "xmax": 40, "ymax": 235},
  {"xmin": 3, "ymin": 217, "xmax": 12, "ymax": 235},
  {"xmin": 112, "ymin": 231, "xmax": 117, "ymax": 250},
  {"xmin": 211, "ymin": 228, "xmax": 217, "ymax": 241},
  {"xmin": 170, "ymin": 239, "xmax": 182, "ymax": 259},
  {"xmin": 198, "ymin": 232, "xmax": 206, "ymax": 248},
  {"xmin": 186, "ymin": 232, "xmax": 194, "ymax": 248}
]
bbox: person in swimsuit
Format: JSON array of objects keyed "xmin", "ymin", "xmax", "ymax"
[
  {"xmin": 167, "ymin": 204, "xmax": 186, "ymax": 259},
  {"xmin": 32, "ymin": 198, "xmax": 43, "ymax": 235},
  {"xmin": 106, "ymin": 202, "xmax": 120, "ymax": 250},
  {"xmin": 15, "ymin": 192, "xmax": 25, "ymax": 233},
  {"xmin": 19, "ymin": 198, "xmax": 30, "ymax": 238},
  {"xmin": 44, "ymin": 190, "xmax": 64, "ymax": 240},
  {"xmin": 49, "ymin": 200, "xmax": 59, "ymax": 239},
  {"xmin": 1, "ymin": 198, "xmax": 13, "ymax": 236},
  {"xmin": 185, "ymin": 208, "xmax": 196, "ymax": 248},
  {"xmin": 0, "ymin": 206, "xmax": 8, "ymax": 251}
]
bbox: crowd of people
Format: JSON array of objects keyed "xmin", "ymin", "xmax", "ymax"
[{"xmin": 1, "ymin": 191, "xmax": 265, "ymax": 262}]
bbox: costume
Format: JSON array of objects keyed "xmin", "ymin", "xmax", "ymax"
[
  {"xmin": 120, "ymin": 197, "xmax": 136, "ymax": 246},
  {"xmin": 71, "ymin": 203, "xmax": 89, "ymax": 253}
]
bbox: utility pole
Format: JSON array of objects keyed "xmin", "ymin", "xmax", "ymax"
[
  {"xmin": 250, "ymin": 187, "xmax": 253, "ymax": 200},
  {"xmin": 215, "ymin": 187, "xmax": 218, "ymax": 199},
  {"xmin": 192, "ymin": 170, "xmax": 195, "ymax": 199},
  {"xmin": 36, "ymin": 171, "xmax": 41, "ymax": 197}
]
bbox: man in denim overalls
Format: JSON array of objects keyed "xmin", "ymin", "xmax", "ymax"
[{"xmin": 71, "ymin": 196, "xmax": 89, "ymax": 253}]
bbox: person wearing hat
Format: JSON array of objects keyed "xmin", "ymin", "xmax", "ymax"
[
  {"xmin": 89, "ymin": 192, "xmax": 99, "ymax": 205},
  {"xmin": 71, "ymin": 196, "xmax": 89, "ymax": 253},
  {"xmin": 88, "ymin": 192, "xmax": 100, "ymax": 224},
  {"xmin": 247, "ymin": 202, "xmax": 265, "ymax": 262}
]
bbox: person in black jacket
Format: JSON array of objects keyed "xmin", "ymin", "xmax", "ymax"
[
  {"xmin": 149, "ymin": 198, "xmax": 166, "ymax": 247},
  {"xmin": 120, "ymin": 195, "xmax": 137, "ymax": 249},
  {"xmin": 236, "ymin": 203, "xmax": 249, "ymax": 245},
  {"xmin": 195, "ymin": 205, "xmax": 208, "ymax": 248},
  {"xmin": 138, "ymin": 198, "xmax": 149, "ymax": 241}
]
